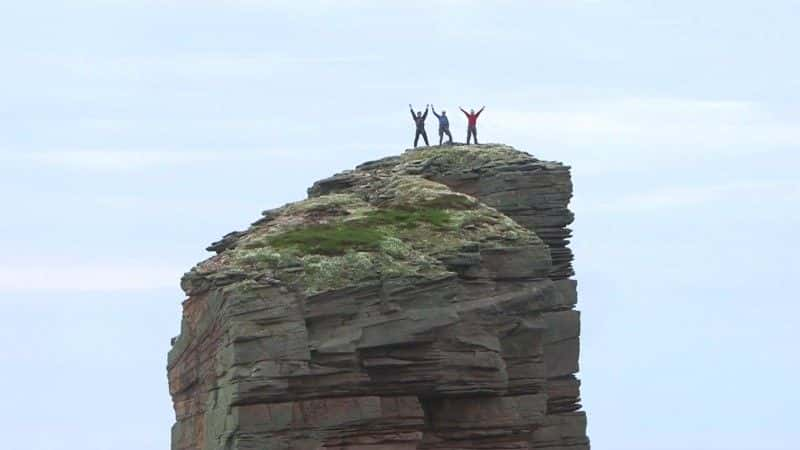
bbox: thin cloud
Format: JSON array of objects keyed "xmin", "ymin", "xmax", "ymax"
[
  {"xmin": 19, "ymin": 150, "xmax": 221, "ymax": 171},
  {"xmin": 0, "ymin": 264, "xmax": 184, "ymax": 293},
  {"xmin": 486, "ymin": 97, "xmax": 800, "ymax": 151},
  {"xmin": 0, "ymin": 148, "xmax": 336, "ymax": 171},
  {"xmin": 577, "ymin": 180, "xmax": 800, "ymax": 213},
  {"xmin": 54, "ymin": 53, "xmax": 377, "ymax": 81}
]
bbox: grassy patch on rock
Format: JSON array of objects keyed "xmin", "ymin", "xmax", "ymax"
[
  {"xmin": 268, "ymin": 224, "xmax": 384, "ymax": 255},
  {"xmin": 267, "ymin": 207, "xmax": 452, "ymax": 256}
]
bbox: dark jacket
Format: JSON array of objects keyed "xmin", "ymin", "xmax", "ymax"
[{"xmin": 411, "ymin": 107, "xmax": 428, "ymax": 130}]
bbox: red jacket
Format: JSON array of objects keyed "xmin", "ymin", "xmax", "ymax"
[{"xmin": 461, "ymin": 107, "xmax": 484, "ymax": 126}]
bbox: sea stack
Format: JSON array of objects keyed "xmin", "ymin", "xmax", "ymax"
[{"xmin": 168, "ymin": 144, "xmax": 589, "ymax": 449}]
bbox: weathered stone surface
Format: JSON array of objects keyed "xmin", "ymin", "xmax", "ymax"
[{"xmin": 168, "ymin": 144, "xmax": 588, "ymax": 449}]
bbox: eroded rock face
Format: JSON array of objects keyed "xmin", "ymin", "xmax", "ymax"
[{"xmin": 168, "ymin": 144, "xmax": 588, "ymax": 450}]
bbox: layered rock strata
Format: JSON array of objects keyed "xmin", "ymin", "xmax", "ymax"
[{"xmin": 168, "ymin": 144, "xmax": 588, "ymax": 450}]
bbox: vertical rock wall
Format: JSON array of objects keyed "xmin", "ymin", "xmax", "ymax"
[{"xmin": 168, "ymin": 145, "xmax": 588, "ymax": 449}]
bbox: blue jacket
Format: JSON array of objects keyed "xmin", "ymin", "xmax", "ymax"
[{"xmin": 432, "ymin": 108, "xmax": 449, "ymax": 128}]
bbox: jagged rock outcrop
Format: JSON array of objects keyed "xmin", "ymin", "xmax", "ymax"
[{"xmin": 168, "ymin": 144, "xmax": 588, "ymax": 450}]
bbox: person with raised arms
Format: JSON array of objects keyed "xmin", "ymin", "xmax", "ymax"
[
  {"xmin": 460, "ymin": 105, "xmax": 485, "ymax": 144},
  {"xmin": 431, "ymin": 105, "xmax": 453, "ymax": 145},
  {"xmin": 409, "ymin": 104, "xmax": 430, "ymax": 148}
]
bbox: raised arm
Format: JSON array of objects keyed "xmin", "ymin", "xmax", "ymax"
[
  {"xmin": 409, "ymin": 104, "xmax": 416, "ymax": 119},
  {"xmin": 459, "ymin": 107, "xmax": 468, "ymax": 116},
  {"xmin": 476, "ymin": 106, "xmax": 485, "ymax": 116},
  {"xmin": 422, "ymin": 105, "xmax": 429, "ymax": 119},
  {"xmin": 431, "ymin": 105, "xmax": 440, "ymax": 118}
]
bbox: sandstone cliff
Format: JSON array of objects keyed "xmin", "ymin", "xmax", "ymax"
[{"xmin": 168, "ymin": 144, "xmax": 588, "ymax": 450}]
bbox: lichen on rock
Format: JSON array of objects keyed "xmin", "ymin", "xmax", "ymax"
[{"xmin": 184, "ymin": 165, "xmax": 548, "ymax": 296}]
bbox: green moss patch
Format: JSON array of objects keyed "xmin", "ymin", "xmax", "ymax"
[
  {"xmin": 268, "ymin": 224, "xmax": 384, "ymax": 255},
  {"xmin": 267, "ymin": 208, "xmax": 452, "ymax": 256}
]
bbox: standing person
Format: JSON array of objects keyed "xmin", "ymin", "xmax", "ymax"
[
  {"xmin": 460, "ymin": 106, "xmax": 485, "ymax": 144},
  {"xmin": 409, "ymin": 104, "xmax": 429, "ymax": 147},
  {"xmin": 431, "ymin": 105, "xmax": 453, "ymax": 145}
]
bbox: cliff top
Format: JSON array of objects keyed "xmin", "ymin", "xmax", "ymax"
[{"xmin": 181, "ymin": 144, "xmax": 568, "ymax": 297}]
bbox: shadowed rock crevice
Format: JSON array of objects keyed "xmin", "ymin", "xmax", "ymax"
[{"xmin": 168, "ymin": 144, "xmax": 588, "ymax": 450}]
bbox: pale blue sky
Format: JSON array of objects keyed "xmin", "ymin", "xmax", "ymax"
[{"xmin": 1, "ymin": 1, "xmax": 798, "ymax": 449}]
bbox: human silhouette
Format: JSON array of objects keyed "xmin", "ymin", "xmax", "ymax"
[
  {"xmin": 409, "ymin": 104, "xmax": 429, "ymax": 147},
  {"xmin": 431, "ymin": 105, "xmax": 453, "ymax": 145},
  {"xmin": 460, "ymin": 106, "xmax": 485, "ymax": 144}
]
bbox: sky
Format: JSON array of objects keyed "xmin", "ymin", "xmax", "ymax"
[{"xmin": 1, "ymin": 1, "xmax": 799, "ymax": 449}]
